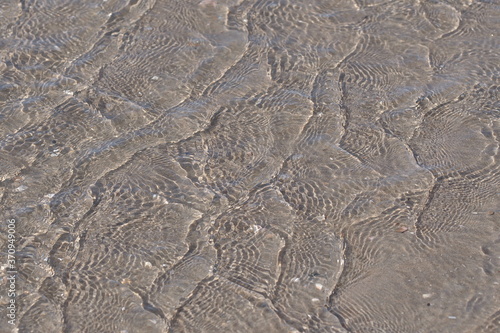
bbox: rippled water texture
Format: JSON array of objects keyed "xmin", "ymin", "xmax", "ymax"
[{"xmin": 0, "ymin": 0, "xmax": 499, "ymax": 332}]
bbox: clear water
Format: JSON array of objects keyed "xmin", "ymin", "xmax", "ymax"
[{"xmin": 0, "ymin": 0, "xmax": 499, "ymax": 332}]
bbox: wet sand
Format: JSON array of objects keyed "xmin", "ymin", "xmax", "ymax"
[{"xmin": 0, "ymin": 0, "xmax": 499, "ymax": 332}]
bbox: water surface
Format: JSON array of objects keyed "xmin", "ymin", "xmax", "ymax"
[{"xmin": 0, "ymin": 0, "xmax": 499, "ymax": 332}]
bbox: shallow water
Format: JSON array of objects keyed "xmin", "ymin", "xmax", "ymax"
[{"xmin": 0, "ymin": 0, "xmax": 499, "ymax": 332}]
